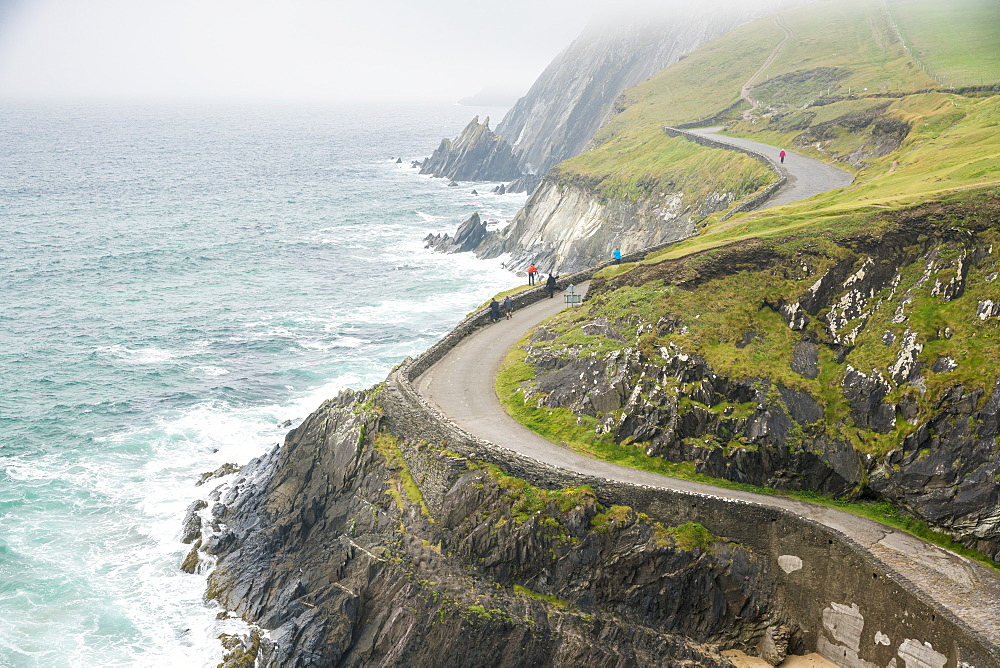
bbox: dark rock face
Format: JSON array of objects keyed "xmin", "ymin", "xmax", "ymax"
[
  {"xmin": 790, "ymin": 341, "xmax": 819, "ymax": 379},
  {"xmin": 424, "ymin": 212, "xmax": 488, "ymax": 254},
  {"xmin": 870, "ymin": 381, "xmax": 1000, "ymax": 558},
  {"xmin": 420, "ymin": 116, "xmax": 523, "ymax": 182},
  {"xmin": 506, "ymin": 173, "xmax": 541, "ymax": 194},
  {"xmin": 196, "ymin": 390, "xmax": 781, "ymax": 666},
  {"xmin": 525, "ymin": 344, "xmax": 864, "ymax": 497}
]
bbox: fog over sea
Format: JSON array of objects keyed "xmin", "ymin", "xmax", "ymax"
[{"xmin": 0, "ymin": 102, "xmax": 524, "ymax": 666}]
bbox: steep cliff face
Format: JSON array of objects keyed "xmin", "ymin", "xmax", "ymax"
[
  {"xmin": 419, "ymin": 116, "xmax": 522, "ymax": 182},
  {"xmin": 496, "ymin": 2, "xmax": 792, "ymax": 176},
  {"xmin": 475, "ymin": 177, "xmax": 704, "ymax": 274},
  {"xmin": 187, "ymin": 388, "xmax": 783, "ymax": 666},
  {"xmin": 501, "ymin": 192, "xmax": 1000, "ymax": 559}
]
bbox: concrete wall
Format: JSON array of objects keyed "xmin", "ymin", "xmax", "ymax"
[{"xmin": 380, "ymin": 312, "xmax": 1000, "ymax": 667}]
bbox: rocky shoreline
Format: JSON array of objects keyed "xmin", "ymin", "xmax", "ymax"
[{"xmin": 183, "ymin": 388, "xmax": 786, "ymax": 666}]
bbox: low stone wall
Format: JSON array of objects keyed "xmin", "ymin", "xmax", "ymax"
[
  {"xmin": 663, "ymin": 126, "xmax": 786, "ymax": 222},
  {"xmin": 385, "ymin": 301, "xmax": 1000, "ymax": 666}
]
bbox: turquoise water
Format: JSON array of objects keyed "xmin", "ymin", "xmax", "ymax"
[{"xmin": 0, "ymin": 102, "xmax": 524, "ymax": 666}]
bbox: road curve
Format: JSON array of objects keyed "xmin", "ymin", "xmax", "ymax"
[
  {"xmin": 685, "ymin": 126, "xmax": 855, "ymax": 209},
  {"xmin": 415, "ymin": 284, "xmax": 1000, "ymax": 651}
]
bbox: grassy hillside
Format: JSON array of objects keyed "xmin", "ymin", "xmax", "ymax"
[
  {"xmin": 888, "ymin": 0, "xmax": 1000, "ymax": 87},
  {"xmin": 558, "ymin": 0, "xmax": 997, "ymax": 223}
]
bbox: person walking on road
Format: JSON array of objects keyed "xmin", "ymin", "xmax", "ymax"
[
  {"xmin": 546, "ymin": 274, "xmax": 557, "ymax": 299},
  {"xmin": 527, "ymin": 264, "xmax": 538, "ymax": 286},
  {"xmin": 779, "ymin": 149, "xmax": 786, "ymax": 164},
  {"xmin": 489, "ymin": 298, "xmax": 502, "ymax": 323},
  {"xmin": 502, "ymin": 295, "xmax": 514, "ymax": 320},
  {"xmin": 612, "ymin": 248, "xmax": 622, "ymax": 265}
]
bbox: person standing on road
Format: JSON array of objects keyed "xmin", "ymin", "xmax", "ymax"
[
  {"xmin": 502, "ymin": 295, "xmax": 513, "ymax": 319},
  {"xmin": 612, "ymin": 248, "xmax": 622, "ymax": 265},
  {"xmin": 779, "ymin": 149, "xmax": 786, "ymax": 164},
  {"xmin": 527, "ymin": 264, "xmax": 539, "ymax": 285},
  {"xmin": 489, "ymin": 298, "xmax": 502, "ymax": 323},
  {"xmin": 546, "ymin": 274, "xmax": 557, "ymax": 299}
]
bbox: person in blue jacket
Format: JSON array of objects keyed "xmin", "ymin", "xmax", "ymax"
[
  {"xmin": 613, "ymin": 248, "xmax": 622, "ymax": 264},
  {"xmin": 502, "ymin": 295, "xmax": 514, "ymax": 319}
]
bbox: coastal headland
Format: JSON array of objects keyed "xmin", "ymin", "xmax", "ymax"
[{"xmin": 184, "ymin": 0, "xmax": 1000, "ymax": 664}]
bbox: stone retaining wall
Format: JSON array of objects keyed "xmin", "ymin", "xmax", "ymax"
[{"xmin": 382, "ymin": 304, "xmax": 1000, "ymax": 667}]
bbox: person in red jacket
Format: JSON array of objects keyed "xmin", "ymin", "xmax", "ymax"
[
  {"xmin": 779, "ymin": 149, "xmax": 786, "ymax": 164},
  {"xmin": 527, "ymin": 264, "xmax": 539, "ymax": 285}
]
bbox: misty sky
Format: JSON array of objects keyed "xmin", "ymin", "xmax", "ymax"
[{"xmin": 0, "ymin": 0, "xmax": 612, "ymax": 103}]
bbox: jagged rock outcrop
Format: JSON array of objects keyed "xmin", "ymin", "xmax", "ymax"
[
  {"xmin": 419, "ymin": 116, "xmax": 522, "ymax": 182},
  {"xmin": 194, "ymin": 389, "xmax": 783, "ymax": 666},
  {"xmin": 424, "ymin": 212, "xmax": 488, "ymax": 253}
]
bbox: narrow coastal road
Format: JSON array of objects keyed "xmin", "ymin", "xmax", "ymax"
[
  {"xmin": 415, "ymin": 285, "xmax": 1000, "ymax": 653},
  {"xmin": 685, "ymin": 126, "xmax": 854, "ymax": 209}
]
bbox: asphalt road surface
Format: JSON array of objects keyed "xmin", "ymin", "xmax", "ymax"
[{"xmin": 686, "ymin": 126, "xmax": 855, "ymax": 209}]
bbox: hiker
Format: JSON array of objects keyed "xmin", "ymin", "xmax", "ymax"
[
  {"xmin": 613, "ymin": 248, "xmax": 622, "ymax": 265},
  {"xmin": 489, "ymin": 298, "xmax": 502, "ymax": 323},
  {"xmin": 502, "ymin": 295, "xmax": 514, "ymax": 320},
  {"xmin": 527, "ymin": 264, "xmax": 539, "ymax": 285},
  {"xmin": 546, "ymin": 274, "xmax": 558, "ymax": 299},
  {"xmin": 779, "ymin": 149, "xmax": 786, "ymax": 164}
]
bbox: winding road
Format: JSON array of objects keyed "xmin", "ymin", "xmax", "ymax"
[
  {"xmin": 411, "ymin": 87, "xmax": 999, "ymax": 656},
  {"xmin": 684, "ymin": 126, "xmax": 855, "ymax": 210}
]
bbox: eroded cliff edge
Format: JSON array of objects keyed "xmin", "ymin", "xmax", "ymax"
[{"xmin": 187, "ymin": 389, "xmax": 786, "ymax": 666}]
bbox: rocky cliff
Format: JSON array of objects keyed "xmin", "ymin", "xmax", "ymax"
[
  {"xmin": 419, "ymin": 116, "xmax": 522, "ymax": 183},
  {"xmin": 183, "ymin": 387, "xmax": 789, "ymax": 667},
  {"xmin": 422, "ymin": 2, "xmax": 800, "ymax": 191},
  {"xmin": 502, "ymin": 191, "xmax": 1000, "ymax": 560},
  {"xmin": 473, "ymin": 176, "xmax": 701, "ymax": 274}
]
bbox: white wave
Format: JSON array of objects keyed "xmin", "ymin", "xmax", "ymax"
[
  {"xmin": 414, "ymin": 211, "xmax": 441, "ymax": 223},
  {"xmin": 192, "ymin": 365, "xmax": 229, "ymax": 377},
  {"xmin": 101, "ymin": 345, "xmax": 179, "ymax": 365},
  {"xmin": 299, "ymin": 336, "xmax": 368, "ymax": 351}
]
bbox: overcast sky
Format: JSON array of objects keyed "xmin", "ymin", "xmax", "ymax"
[{"xmin": 0, "ymin": 0, "xmax": 613, "ymax": 103}]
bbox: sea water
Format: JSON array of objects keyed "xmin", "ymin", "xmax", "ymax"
[{"xmin": 0, "ymin": 102, "xmax": 524, "ymax": 666}]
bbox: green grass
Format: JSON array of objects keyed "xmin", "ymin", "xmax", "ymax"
[
  {"xmin": 512, "ymin": 584, "xmax": 571, "ymax": 609},
  {"xmin": 757, "ymin": 0, "xmax": 934, "ymax": 96},
  {"xmin": 374, "ymin": 433, "xmax": 432, "ymax": 518},
  {"xmin": 888, "ymin": 0, "xmax": 1000, "ymax": 87},
  {"xmin": 551, "ymin": 0, "xmax": 997, "ymax": 234},
  {"xmin": 556, "ymin": 133, "xmax": 771, "ymax": 208}
]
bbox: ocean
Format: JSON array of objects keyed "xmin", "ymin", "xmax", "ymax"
[{"xmin": 0, "ymin": 101, "xmax": 525, "ymax": 666}]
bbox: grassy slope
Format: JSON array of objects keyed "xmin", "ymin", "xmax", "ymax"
[
  {"xmin": 554, "ymin": 0, "xmax": 959, "ymax": 222},
  {"xmin": 888, "ymin": 0, "xmax": 1000, "ymax": 87},
  {"xmin": 644, "ymin": 93, "xmax": 1000, "ymax": 263}
]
